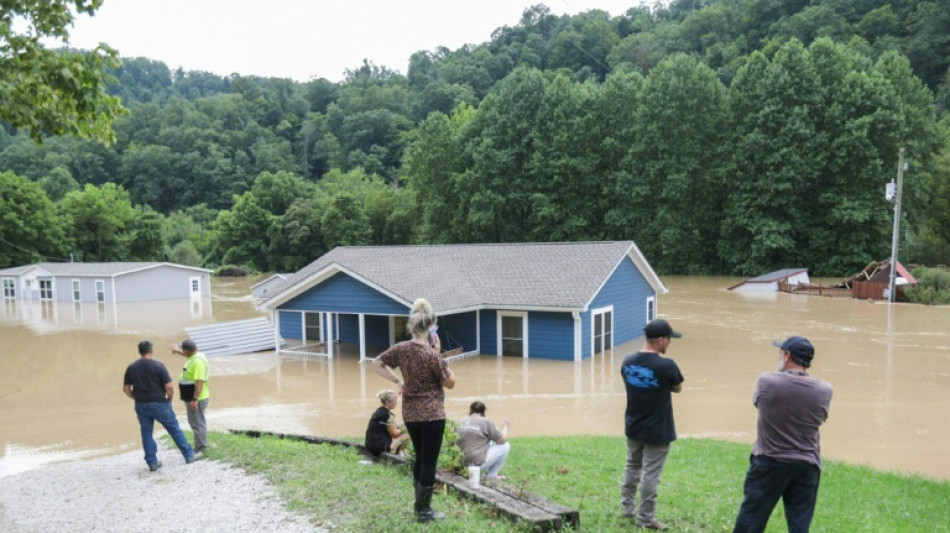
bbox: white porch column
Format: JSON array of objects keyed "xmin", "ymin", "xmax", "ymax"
[
  {"xmin": 358, "ymin": 313, "xmax": 366, "ymax": 362},
  {"xmin": 327, "ymin": 312, "xmax": 335, "ymax": 359},
  {"xmin": 573, "ymin": 311, "xmax": 581, "ymax": 362},
  {"xmin": 476, "ymin": 310, "xmax": 481, "ymax": 353},
  {"xmin": 274, "ymin": 310, "xmax": 282, "ymax": 356}
]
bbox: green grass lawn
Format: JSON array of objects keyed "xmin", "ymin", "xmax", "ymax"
[{"xmin": 198, "ymin": 432, "xmax": 949, "ymax": 532}]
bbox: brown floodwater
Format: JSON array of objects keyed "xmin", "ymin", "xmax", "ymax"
[{"xmin": 1, "ymin": 276, "xmax": 948, "ymax": 480}]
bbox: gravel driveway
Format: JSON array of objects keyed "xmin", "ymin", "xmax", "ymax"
[{"xmin": 0, "ymin": 445, "xmax": 323, "ymax": 533}]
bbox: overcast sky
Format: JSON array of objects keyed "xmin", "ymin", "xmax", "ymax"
[{"xmin": 62, "ymin": 1, "xmax": 648, "ymax": 82}]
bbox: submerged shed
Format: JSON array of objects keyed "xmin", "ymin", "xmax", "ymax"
[{"xmin": 727, "ymin": 268, "xmax": 810, "ymax": 293}]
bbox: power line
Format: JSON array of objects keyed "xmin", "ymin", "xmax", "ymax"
[{"xmin": 0, "ymin": 236, "xmax": 72, "ymax": 263}]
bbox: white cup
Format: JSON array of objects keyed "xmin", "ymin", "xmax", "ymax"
[{"xmin": 468, "ymin": 466, "xmax": 480, "ymax": 490}]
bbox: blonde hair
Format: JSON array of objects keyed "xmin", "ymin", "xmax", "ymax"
[
  {"xmin": 406, "ymin": 298, "xmax": 437, "ymax": 337},
  {"xmin": 378, "ymin": 389, "xmax": 397, "ymax": 405}
]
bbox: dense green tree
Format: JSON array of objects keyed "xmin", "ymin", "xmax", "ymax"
[
  {"xmin": 722, "ymin": 41, "xmax": 826, "ymax": 275},
  {"xmin": 632, "ymin": 54, "xmax": 730, "ymax": 274},
  {"xmin": 1, "ymin": 0, "xmax": 127, "ymax": 143},
  {"xmin": 127, "ymin": 206, "xmax": 165, "ymax": 261},
  {"xmin": 0, "ymin": 171, "xmax": 71, "ymax": 267},
  {"xmin": 320, "ymin": 192, "xmax": 371, "ymax": 249},
  {"xmin": 38, "ymin": 166, "xmax": 79, "ymax": 201},
  {"xmin": 461, "ymin": 67, "xmax": 549, "ymax": 241},
  {"xmin": 59, "ymin": 183, "xmax": 136, "ymax": 261},
  {"xmin": 402, "ymin": 105, "xmax": 474, "ymax": 242}
]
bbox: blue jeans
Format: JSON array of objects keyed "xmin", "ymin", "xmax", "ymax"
[
  {"xmin": 733, "ymin": 455, "xmax": 821, "ymax": 533},
  {"xmin": 135, "ymin": 401, "xmax": 194, "ymax": 467}
]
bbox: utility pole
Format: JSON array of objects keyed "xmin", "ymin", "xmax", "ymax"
[{"xmin": 887, "ymin": 147, "xmax": 906, "ymax": 303}]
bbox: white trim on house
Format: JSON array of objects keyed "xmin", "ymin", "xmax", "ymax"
[
  {"xmin": 582, "ymin": 244, "xmax": 668, "ymax": 312},
  {"xmin": 590, "ymin": 305, "xmax": 614, "ymax": 357},
  {"xmin": 259, "ymin": 263, "xmax": 413, "ymax": 312},
  {"xmin": 189, "ymin": 276, "xmax": 201, "ymax": 297},
  {"xmin": 497, "ymin": 311, "xmax": 528, "ymax": 359},
  {"xmin": 95, "ymin": 280, "xmax": 105, "ymax": 303},
  {"xmin": 2, "ymin": 277, "xmax": 14, "ymax": 299},
  {"xmin": 572, "ymin": 311, "xmax": 581, "ymax": 361}
]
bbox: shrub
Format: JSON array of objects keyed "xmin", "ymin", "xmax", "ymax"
[{"xmin": 904, "ymin": 266, "xmax": 950, "ymax": 304}]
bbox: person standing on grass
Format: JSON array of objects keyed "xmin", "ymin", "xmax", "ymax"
[
  {"xmin": 365, "ymin": 389, "xmax": 410, "ymax": 457},
  {"xmin": 123, "ymin": 340, "xmax": 195, "ymax": 472},
  {"xmin": 371, "ymin": 298, "xmax": 456, "ymax": 523},
  {"xmin": 620, "ymin": 319, "xmax": 685, "ymax": 531},
  {"xmin": 733, "ymin": 336, "xmax": 833, "ymax": 533},
  {"xmin": 172, "ymin": 339, "xmax": 210, "ymax": 454}
]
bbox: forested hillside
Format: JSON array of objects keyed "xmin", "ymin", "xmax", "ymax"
[{"xmin": 2, "ymin": 0, "xmax": 948, "ymax": 276}]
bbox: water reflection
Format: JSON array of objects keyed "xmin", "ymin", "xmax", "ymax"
[
  {"xmin": 0, "ymin": 297, "xmax": 213, "ymax": 335},
  {"xmin": 1, "ymin": 275, "xmax": 948, "ymax": 481}
]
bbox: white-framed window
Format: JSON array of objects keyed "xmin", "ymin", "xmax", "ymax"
[
  {"xmin": 72, "ymin": 279, "xmax": 81, "ymax": 302},
  {"xmin": 189, "ymin": 276, "xmax": 201, "ymax": 297},
  {"xmin": 592, "ymin": 306, "xmax": 614, "ymax": 356},
  {"xmin": 304, "ymin": 312, "xmax": 322, "ymax": 342},
  {"xmin": 497, "ymin": 311, "xmax": 528, "ymax": 358},
  {"xmin": 2, "ymin": 278, "xmax": 14, "ymax": 299},
  {"xmin": 38, "ymin": 279, "xmax": 53, "ymax": 300},
  {"xmin": 646, "ymin": 296, "xmax": 656, "ymax": 322},
  {"xmin": 95, "ymin": 280, "xmax": 105, "ymax": 303}
]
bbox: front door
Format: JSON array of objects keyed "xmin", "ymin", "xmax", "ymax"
[
  {"xmin": 592, "ymin": 307, "xmax": 613, "ymax": 356},
  {"xmin": 499, "ymin": 312, "xmax": 527, "ymax": 358}
]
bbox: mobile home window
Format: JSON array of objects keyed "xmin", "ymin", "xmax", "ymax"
[
  {"xmin": 2, "ymin": 278, "xmax": 14, "ymax": 299},
  {"xmin": 190, "ymin": 277, "xmax": 201, "ymax": 296},
  {"xmin": 95, "ymin": 280, "xmax": 105, "ymax": 303},
  {"xmin": 72, "ymin": 280, "xmax": 81, "ymax": 302},
  {"xmin": 39, "ymin": 279, "xmax": 53, "ymax": 300},
  {"xmin": 646, "ymin": 296, "xmax": 656, "ymax": 322}
]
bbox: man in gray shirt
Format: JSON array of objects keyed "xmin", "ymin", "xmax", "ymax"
[{"xmin": 733, "ymin": 336, "xmax": 833, "ymax": 533}]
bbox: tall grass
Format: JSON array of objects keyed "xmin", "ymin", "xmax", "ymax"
[
  {"xmin": 904, "ymin": 266, "xmax": 950, "ymax": 304},
  {"xmin": 200, "ymin": 432, "xmax": 950, "ymax": 532}
]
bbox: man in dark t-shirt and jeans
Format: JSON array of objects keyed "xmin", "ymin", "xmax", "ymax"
[
  {"xmin": 123, "ymin": 340, "xmax": 195, "ymax": 471},
  {"xmin": 620, "ymin": 319, "xmax": 685, "ymax": 531}
]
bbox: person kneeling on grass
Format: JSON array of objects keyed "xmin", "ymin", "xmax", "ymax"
[
  {"xmin": 457, "ymin": 400, "xmax": 510, "ymax": 481},
  {"xmin": 365, "ymin": 389, "xmax": 410, "ymax": 457}
]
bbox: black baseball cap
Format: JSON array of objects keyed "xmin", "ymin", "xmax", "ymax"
[
  {"xmin": 772, "ymin": 336, "xmax": 814, "ymax": 362},
  {"xmin": 644, "ymin": 319, "xmax": 682, "ymax": 339}
]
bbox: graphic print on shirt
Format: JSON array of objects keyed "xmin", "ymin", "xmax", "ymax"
[{"xmin": 622, "ymin": 365, "xmax": 659, "ymax": 388}]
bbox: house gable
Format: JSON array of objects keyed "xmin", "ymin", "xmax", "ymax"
[
  {"xmin": 582, "ymin": 255, "xmax": 655, "ymax": 358},
  {"xmin": 282, "ymin": 272, "xmax": 409, "ymax": 315}
]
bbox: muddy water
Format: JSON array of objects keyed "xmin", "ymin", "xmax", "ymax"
[{"xmin": 1, "ymin": 276, "xmax": 948, "ymax": 480}]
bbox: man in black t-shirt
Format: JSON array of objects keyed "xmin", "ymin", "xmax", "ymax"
[
  {"xmin": 123, "ymin": 340, "xmax": 195, "ymax": 471},
  {"xmin": 620, "ymin": 319, "xmax": 685, "ymax": 531}
]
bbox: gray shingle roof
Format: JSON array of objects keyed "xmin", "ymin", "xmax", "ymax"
[
  {"xmin": 745, "ymin": 268, "xmax": 808, "ymax": 283},
  {"xmin": 0, "ymin": 262, "xmax": 211, "ymax": 277},
  {"xmin": 261, "ymin": 241, "xmax": 665, "ymax": 314}
]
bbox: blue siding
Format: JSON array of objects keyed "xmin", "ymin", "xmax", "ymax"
[
  {"xmin": 480, "ymin": 309, "xmax": 498, "ymax": 355},
  {"xmin": 279, "ymin": 310, "xmax": 302, "ymax": 340},
  {"xmin": 583, "ymin": 256, "xmax": 655, "ymax": 358},
  {"xmin": 528, "ymin": 312, "xmax": 574, "ymax": 360},
  {"xmin": 281, "ymin": 273, "xmax": 409, "ymax": 315},
  {"xmin": 440, "ymin": 312, "xmax": 477, "ymax": 352},
  {"xmin": 339, "ymin": 314, "xmax": 359, "ymax": 344}
]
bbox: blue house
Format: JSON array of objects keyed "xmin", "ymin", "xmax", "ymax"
[{"xmin": 257, "ymin": 242, "xmax": 668, "ymax": 361}]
